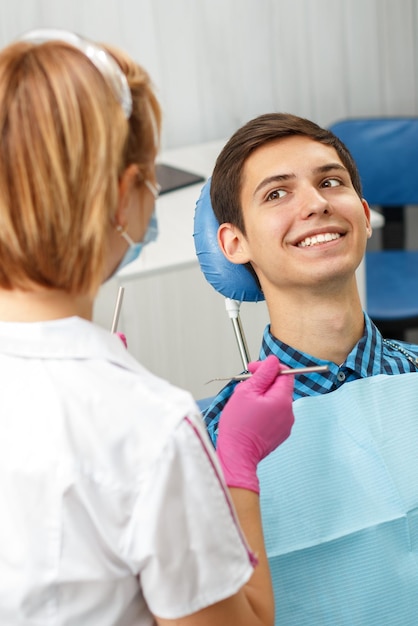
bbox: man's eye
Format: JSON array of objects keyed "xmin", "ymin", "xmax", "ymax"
[
  {"xmin": 322, "ymin": 178, "xmax": 341, "ymax": 188},
  {"xmin": 266, "ymin": 188, "xmax": 287, "ymax": 201}
]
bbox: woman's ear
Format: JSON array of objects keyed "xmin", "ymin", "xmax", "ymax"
[
  {"xmin": 114, "ymin": 164, "xmax": 140, "ymax": 227},
  {"xmin": 217, "ymin": 223, "xmax": 250, "ymax": 264}
]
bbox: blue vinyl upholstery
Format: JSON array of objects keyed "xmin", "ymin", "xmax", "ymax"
[
  {"xmin": 193, "ymin": 178, "xmax": 263, "ymax": 302},
  {"xmin": 329, "ymin": 117, "xmax": 418, "ymax": 337},
  {"xmin": 329, "ymin": 118, "xmax": 418, "ymax": 207}
]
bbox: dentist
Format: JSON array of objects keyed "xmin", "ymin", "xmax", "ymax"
[{"xmin": 0, "ymin": 33, "xmax": 294, "ymax": 626}]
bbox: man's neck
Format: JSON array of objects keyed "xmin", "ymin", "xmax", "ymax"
[
  {"xmin": 0, "ymin": 287, "xmax": 94, "ymax": 322},
  {"xmin": 266, "ymin": 283, "xmax": 365, "ymax": 365}
]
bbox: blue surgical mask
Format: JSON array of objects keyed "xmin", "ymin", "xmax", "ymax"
[
  {"xmin": 116, "ymin": 178, "xmax": 160, "ymax": 272},
  {"xmin": 116, "ymin": 210, "xmax": 158, "ymax": 271}
]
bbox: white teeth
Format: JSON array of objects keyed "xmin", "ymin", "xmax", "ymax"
[{"xmin": 298, "ymin": 232, "xmax": 341, "ymax": 247}]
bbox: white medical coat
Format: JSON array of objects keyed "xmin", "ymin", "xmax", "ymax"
[{"xmin": 0, "ymin": 316, "xmax": 253, "ymax": 625}]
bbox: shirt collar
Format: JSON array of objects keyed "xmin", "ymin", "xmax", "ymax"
[
  {"xmin": 259, "ymin": 313, "xmax": 385, "ymax": 397},
  {"xmin": 261, "ymin": 313, "xmax": 381, "ymax": 368},
  {"xmin": 0, "ymin": 316, "xmax": 141, "ymax": 373},
  {"xmin": 344, "ymin": 312, "xmax": 386, "ymax": 377}
]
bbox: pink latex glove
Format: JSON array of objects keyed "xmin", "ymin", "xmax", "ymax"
[
  {"xmin": 216, "ymin": 355, "xmax": 295, "ymax": 494},
  {"xmin": 115, "ymin": 332, "xmax": 128, "ymax": 348}
]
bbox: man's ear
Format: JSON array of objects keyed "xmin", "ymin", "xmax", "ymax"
[
  {"xmin": 362, "ymin": 198, "xmax": 373, "ymax": 239},
  {"xmin": 217, "ymin": 223, "xmax": 250, "ymax": 264},
  {"xmin": 114, "ymin": 164, "xmax": 140, "ymax": 227}
]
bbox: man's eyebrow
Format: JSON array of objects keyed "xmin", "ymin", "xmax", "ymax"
[
  {"xmin": 314, "ymin": 163, "xmax": 348, "ymax": 175},
  {"xmin": 253, "ymin": 173, "xmax": 295, "ymax": 196}
]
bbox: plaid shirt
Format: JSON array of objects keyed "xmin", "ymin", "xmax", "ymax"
[{"xmin": 204, "ymin": 313, "xmax": 418, "ymax": 445}]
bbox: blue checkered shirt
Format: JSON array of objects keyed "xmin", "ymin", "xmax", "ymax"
[{"xmin": 204, "ymin": 312, "xmax": 418, "ymax": 445}]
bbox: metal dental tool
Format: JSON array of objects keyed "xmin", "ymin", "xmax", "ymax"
[
  {"xmin": 205, "ymin": 364, "xmax": 329, "ymax": 384},
  {"xmin": 111, "ymin": 286, "xmax": 125, "ymax": 333}
]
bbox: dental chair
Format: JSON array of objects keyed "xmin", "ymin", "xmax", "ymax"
[
  {"xmin": 328, "ymin": 117, "xmax": 418, "ymax": 340},
  {"xmin": 193, "ymin": 179, "xmax": 263, "ymax": 364},
  {"xmin": 193, "ymin": 178, "xmax": 263, "ymax": 412}
]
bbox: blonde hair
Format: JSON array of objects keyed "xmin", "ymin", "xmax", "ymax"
[{"xmin": 0, "ymin": 37, "xmax": 161, "ymax": 295}]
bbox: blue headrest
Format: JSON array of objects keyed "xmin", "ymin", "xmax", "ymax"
[
  {"xmin": 329, "ymin": 117, "xmax": 418, "ymax": 205},
  {"xmin": 193, "ymin": 178, "xmax": 264, "ymax": 302}
]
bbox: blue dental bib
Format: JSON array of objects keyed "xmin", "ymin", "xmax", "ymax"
[{"xmin": 258, "ymin": 373, "xmax": 418, "ymax": 625}]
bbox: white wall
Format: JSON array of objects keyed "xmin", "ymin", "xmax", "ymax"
[
  {"xmin": 0, "ymin": 0, "xmax": 417, "ymax": 149},
  {"xmin": 1, "ymin": 0, "xmax": 417, "ymax": 399}
]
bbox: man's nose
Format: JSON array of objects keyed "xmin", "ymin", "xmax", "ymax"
[{"xmin": 299, "ymin": 185, "xmax": 330, "ymax": 218}]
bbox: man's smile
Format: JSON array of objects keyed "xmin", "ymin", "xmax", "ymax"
[{"xmin": 297, "ymin": 232, "xmax": 342, "ymax": 247}]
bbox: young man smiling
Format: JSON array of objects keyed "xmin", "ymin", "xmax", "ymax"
[{"xmin": 202, "ymin": 113, "xmax": 418, "ymax": 626}]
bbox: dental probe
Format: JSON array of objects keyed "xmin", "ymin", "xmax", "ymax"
[{"xmin": 205, "ymin": 364, "xmax": 329, "ymax": 384}]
